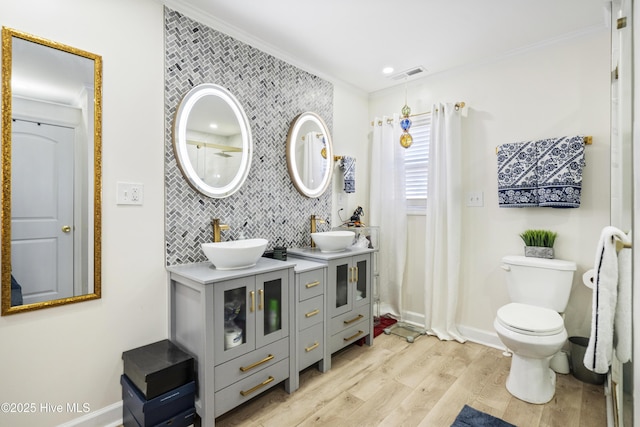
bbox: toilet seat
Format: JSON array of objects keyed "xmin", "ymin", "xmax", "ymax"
[{"xmin": 496, "ymin": 303, "xmax": 564, "ymax": 336}]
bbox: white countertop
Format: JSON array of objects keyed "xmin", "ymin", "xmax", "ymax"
[
  {"xmin": 288, "ymin": 246, "xmax": 375, "ymax": 261},
  {"xmin": 167, "ymin": 257, "xmax": 296, "ymax": 284}
]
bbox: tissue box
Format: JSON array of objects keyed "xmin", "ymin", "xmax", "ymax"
[{"xmin": 122, "ymin": 339, "xmax": 194, "ymax": 399}]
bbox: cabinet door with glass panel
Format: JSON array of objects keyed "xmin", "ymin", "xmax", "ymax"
[
  {"xmin": 213, "ymin": 270, "xmax": 289, "ymax": 364},
  {"xmin": 328, "ymin": 254, "xmax": 370, "ymax": 318}
]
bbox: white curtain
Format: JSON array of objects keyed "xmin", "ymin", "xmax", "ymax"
[
  {"xmin": 423, "ymin": 103, "xmax": 466, "ymax": 342},
  {"xmin": 369, "ymin": 114, "xmax": 407, "ymax": 317}
]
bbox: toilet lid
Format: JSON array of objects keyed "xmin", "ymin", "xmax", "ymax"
[{"xmin": 496, "ymin": 303, "xmax": 565, "ymax": 336}]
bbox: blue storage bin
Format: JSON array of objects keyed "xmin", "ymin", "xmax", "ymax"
[
  {"xmin": 153, "ymin": 407, "xmax": 196, "ymax": 427},
  {"xmin": 122, "ymin": 404, "xmax": 140, "ymax": 427},
  {"xmin": 123, "ymin": 404, "xmax": 196, "ymax": 427},
  {"xmin": 121, "ymin": 374, "xmax": 195, "ymax": 427}
]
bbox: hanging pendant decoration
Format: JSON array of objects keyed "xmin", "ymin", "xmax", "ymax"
[{"xmin": 400, "ymin": 103, "xmax": 413, "ymax": 148}]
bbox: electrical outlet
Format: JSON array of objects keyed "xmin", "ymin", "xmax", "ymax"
[
  {"xmin": 117, "ymin": 182, "xmax": 144, "ymax": 205},
  {"xmin": 466, "ymin": 191, "xmax": 484, "ymax": 207}
]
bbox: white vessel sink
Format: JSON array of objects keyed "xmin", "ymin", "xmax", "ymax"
[
  {"xmin": 202, "ymin": 238, "xmax": 268, "ymax": 270},
  {"xmin": 311, "ymin": 231, "xmax": 355, "ymax": 253}
]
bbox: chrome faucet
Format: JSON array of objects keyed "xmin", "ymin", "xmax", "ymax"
[
  {"xmin": 212, "ymin": 218, "xmax": 230, "ymax": 242},
  {"xmin": 310, "ymin": 215, "xmax": 326, "ymax": 247}
]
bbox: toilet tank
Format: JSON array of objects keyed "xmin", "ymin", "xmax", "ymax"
[{"xmin": 501, "ymin": 255, "xmax": 576, "ymax": 312}]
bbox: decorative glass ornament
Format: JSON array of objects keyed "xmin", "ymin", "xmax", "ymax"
[
  {"xmin": 400, "ymin": 132, "xmax": 413, "ymax": 148},
  {"xmin": 401, "ymin": 104, "xmax": 411, "ymax": 117},
  {"xmin": 400, "ymin": 117, "xmax": 412, "ymax": 131}
]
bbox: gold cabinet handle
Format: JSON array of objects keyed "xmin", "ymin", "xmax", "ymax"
[
  {"xmin": 350, "ymin": 267, "xmax": 355, "ymax": 283},
  {"xmin": 62, "ymin": 225, "xmax": 71, "ymax": 233},
  {"xmin": 355, "ymin": 266, "xmax": 359, "ymax": 283},
  {"xmin": 305, "ymin": 281, "xmax": 320, "ymax": 289},
  {"xmin": 240, "ymin": 376, "xmax": 274, "ymax": 397},
  {"xmin": 239, "ymin": 354, "xmax": 275, "ymax": 372},
  {"xmin": 343, "ymin": 314, "xmax": 364, "ymax": 325},
  {"xmin": 343, "ymin": 330, "xmax": 364, "ymax": 342},
  {"xmin": 258, "ymin": 289, "xmax": 264, "ymax": 311},
  {"xmin": 305, "ymin": 342, "xmax": 320, "ymax": 352},
  {"xmin": 305, "ymin": 309, "xmax": 320, "ymax": 318},
  {"xmin": 250, "ymin": 291, "xmax": 255, "ymax": 313}
]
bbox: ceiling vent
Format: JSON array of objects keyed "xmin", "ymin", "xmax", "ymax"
[{"xmin": 389, "ymin": 66, "xmax": 427, "ymax": 81}]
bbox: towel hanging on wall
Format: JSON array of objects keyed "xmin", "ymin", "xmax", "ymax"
[
  {"xmin": 497, "ymin": 135, "xmax": 586, "ymax": 208},
  {"xmin": 536, "ymin": 135, "xmax": 586, "ymax": 208},
  {"xmin": 496, "ymin": 141, "xmax": 538, "ymax": 207},
  {"xmin": 340, "ymin": 156, "xmax": 356, "ymax": 193}
]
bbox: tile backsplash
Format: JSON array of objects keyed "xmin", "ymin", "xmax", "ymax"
[{"xmin": 164, "ymin": 8, "xmax": 333, "ymax": 265}]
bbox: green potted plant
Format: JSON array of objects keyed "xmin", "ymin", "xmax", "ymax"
[{"xmin": 519, "ymin": 229, "xmax": 557, "ymax": 259}]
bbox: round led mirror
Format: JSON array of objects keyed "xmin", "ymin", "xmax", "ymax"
[
  {"xmin": 286, "ymin": 112, "xmax": 333, "ymax": 198},
  {"xmin": 173, "ymin": 84, "xmax": 253, "ymax": 198}
]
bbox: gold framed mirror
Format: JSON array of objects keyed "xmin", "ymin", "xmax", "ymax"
[{"xmin": 1, "ymin": 27, "xmax": 102, "ymax": 315}]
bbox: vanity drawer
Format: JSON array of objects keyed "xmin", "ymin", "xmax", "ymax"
[
  {"xmin": 298, "ymin": 295, "xmax": 324, "ymax": 331},
  {"xmin": 214, "ymin": 338, "xmax": 288, "ymax": 392},
  {"xmin": 297, "ymin": 323, "xmax": 324, "ymax": 371},
  {"xmin": 330, "ymin": 304, "xmax": 370, "ymax": 336},
  {"xmin": 214, "ymin": 358, "xmax": 289, "ymax": 418},
  {"xmin": 298, "ymin": 269, "xmax": 324, "ymax": 301},
  {"xmin": 330, "ymin": 319, "xmax": 369, "ymax": 354}
]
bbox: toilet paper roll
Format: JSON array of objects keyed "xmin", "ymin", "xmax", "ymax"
[{"xmin": 582, "ymin": 269, "xmax": 595, "ymax": 289}]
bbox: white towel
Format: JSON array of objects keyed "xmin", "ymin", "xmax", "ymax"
[
  {"xmin": 584, "ymin": 226, "xmax": 631, "ymax": 374},
  {"xmin": 615, "ymin": 230, "xmax": 632, "ymax": 363}
]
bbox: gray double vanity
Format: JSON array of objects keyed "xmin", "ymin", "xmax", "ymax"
[
  {"xmin": 167, "ymin": 77, "xmax": 376, "ymax": 425},
  {"xmin": 168, "ymin": 246, "xmax": 374, "ymax": 426}
]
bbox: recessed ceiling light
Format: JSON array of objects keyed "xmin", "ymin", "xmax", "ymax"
[
  {"xmin": 382, "ymin": 67, "xmax": 394, "ymax": 75},
  {"xmin": 209, "ymin": 123, "xmax": 218, "ymax": 129}
]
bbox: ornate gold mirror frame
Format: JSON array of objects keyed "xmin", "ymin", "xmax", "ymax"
[{"xmin": 1, "ymin": 28, "xmax": 102, "ymax": 315}]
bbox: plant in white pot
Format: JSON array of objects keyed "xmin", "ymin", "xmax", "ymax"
[{"xmin": 519, "ymin": 229, "xmax": 557, "ymax": 259}]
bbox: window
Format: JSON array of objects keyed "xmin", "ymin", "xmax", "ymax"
[{"xmin": 404, "ymin": 113, "xmax": 430, "ymax": 214}]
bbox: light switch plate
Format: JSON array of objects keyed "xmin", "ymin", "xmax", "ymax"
[{"xmin": 466, "ymin": 191, "xmax": 483, "ymax": 207}]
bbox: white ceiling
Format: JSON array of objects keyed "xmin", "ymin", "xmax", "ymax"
[{"xmin": 165, "ymin": 0, "xmax": 610, "ymax": 94}]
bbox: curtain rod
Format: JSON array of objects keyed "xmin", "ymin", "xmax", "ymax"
[{"xmin": 370, "ymin": 102, "xmax": 466, "ymax": 126}]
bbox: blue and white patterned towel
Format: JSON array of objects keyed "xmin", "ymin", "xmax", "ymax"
[
  {"xmin": 340, "ymin": 156, "xmax": 356, "ymax": 193},
  {"xmin": 536, "ymin": 135, "xmax": 585, "ymax": 208},
  {"xmin": 497, "ymin": 141, "xmax": 538, "ymax": 207}
]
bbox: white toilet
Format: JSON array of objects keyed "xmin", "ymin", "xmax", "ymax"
[{"xmin": 494, "ymin": 255, "xmax": 576, "ymax": 404}]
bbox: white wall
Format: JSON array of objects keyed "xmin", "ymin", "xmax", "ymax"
[
  {"xmin": 369, "ymin": 29, "xmax": 611, "ymax": 346},
  {"xmin": 0, "ymin": 1, "xmax": 166, "ymax": 426},
  {"xmin": 332, "ymin": 82, "xmax": 370, "ymax": 227}
]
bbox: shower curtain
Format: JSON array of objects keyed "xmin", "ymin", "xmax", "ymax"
[
  {"xmin": 369, "ymin": 114, "xmax": 407, "ymax": 317},
  {"xmin": 423, "ymin": 103, "xmax": 466, "ymax": 342}
]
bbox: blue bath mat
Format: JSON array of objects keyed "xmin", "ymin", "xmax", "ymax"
[{"xmin": 451, "ymin": 405, "xmax": 516, "ymax": 427}]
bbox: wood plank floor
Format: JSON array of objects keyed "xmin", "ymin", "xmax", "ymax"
[{"xmin": 214, "ymin": 332, "xmax": 607, "ymax": 427}]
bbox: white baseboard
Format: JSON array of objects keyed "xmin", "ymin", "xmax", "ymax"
[
  {"xmin": 56, "ymin": 401, "xmax": 122, "ymax": 427},
  {"xmin": 395, "ymin": 310, "xmax": 504, "ymax": 351},
  {"xmin": 457, "ymin": 324, "xmax": 504, "ymax": 350}
]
